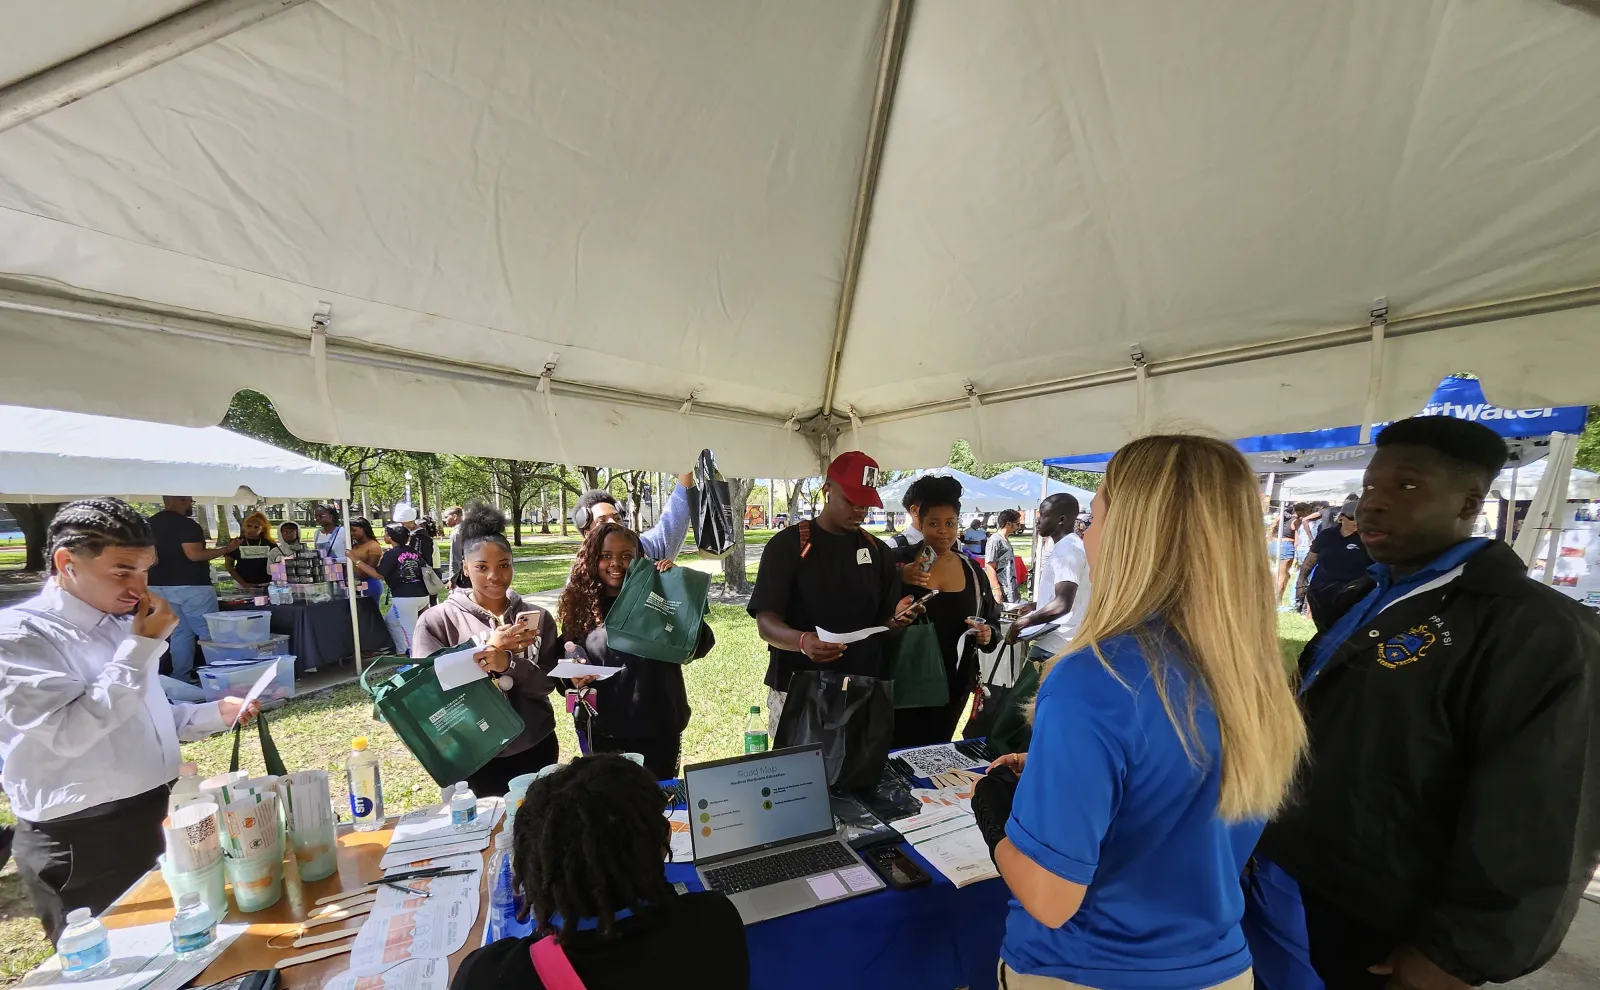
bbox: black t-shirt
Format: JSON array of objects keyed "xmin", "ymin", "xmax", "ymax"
[
  {"xmin": 1308, "ymin": 525, "xmax": 1372, "ymax": 590},
  {"xmin": 146, "ymin": 510, "xmax": 212, "ymax": 586},
  {"xmin": 226, "ymin": 536, "xmax": 275, "ymax": 586},
  {"xmin": 566, "ymin": 595, "xmax": 714, "ymax": 739},
  {"xmin": 377, "ymin": 546, "xmax": 428, "ymax": 598},
  {"xmin": 747, "ymin": 523, "xmax": 901, "ymax": 690},
  {"xmin": 450, "ymin": 892, "xmax": 748, "ymax": 990}
]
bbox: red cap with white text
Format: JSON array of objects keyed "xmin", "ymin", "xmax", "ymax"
[{"xmin": 825, "ymin": 451, "xmax": 884, "ymax": 508}]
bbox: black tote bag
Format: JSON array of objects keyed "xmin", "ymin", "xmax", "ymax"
[
  {"xmin": 775, "ymin": 670, "xmax": 894, "ymax": 789},
  {"xmin": 686, "ymin": 448, "xmax": 736, "ymax": 558}
]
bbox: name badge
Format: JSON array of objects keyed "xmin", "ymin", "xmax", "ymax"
[{"xmin": 856, "ymin": 548, "xmax": 872, "ymax": 565}]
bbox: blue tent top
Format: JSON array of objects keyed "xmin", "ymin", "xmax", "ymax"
[
  {"xmin": 987, "ymin": 466, "xmax": 1096, "ymax": 504},
  {"xmin": 1045, "ymin": 376, "xmax": 1588, "ymax": 474}
]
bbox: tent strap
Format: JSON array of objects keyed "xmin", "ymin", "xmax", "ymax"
[
  {"xmin": 342, "ymin": 498, "xmax": 363, "ymax": 677},
  {"xmin": 1358, "ymin": 299, "xmax": 1388, "ymax": 444}
]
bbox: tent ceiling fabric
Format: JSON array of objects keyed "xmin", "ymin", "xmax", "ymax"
[{"xmin": 1, "ymin": 0, "xmax": 1598, "ymax": 475}]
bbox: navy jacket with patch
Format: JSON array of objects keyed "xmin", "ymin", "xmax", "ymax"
[{"xmin": 1258, "ymin": 540, "xmax": 1600, "ymax": 984}]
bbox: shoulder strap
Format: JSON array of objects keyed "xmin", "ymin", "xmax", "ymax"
[{"xmin": 529, "ymin": 935, "xmax": 587, "ymax": 990}]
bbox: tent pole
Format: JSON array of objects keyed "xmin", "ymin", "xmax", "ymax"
[
  {"xmin": 0, "ymin": 0, "xmax": 311, "ymax": 135},
  {"xmin": 342, "ymin": 498, "xmax": 362, "ymax": 676},
  {"xmin": 1508, "ymin": 463, "xmax": 1520, "ymax": 542}
]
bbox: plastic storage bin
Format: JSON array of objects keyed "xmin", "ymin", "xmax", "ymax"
[
  {"xmin": 204, "ymin": 611, "xmax": 272, "ymax": 644},
  {"xmin": 198, "ymin": 634, "xmax": 288, "ymax": 666},
  {"xmin": 198, "ymin": 657, "xmax": 295, "ymax": 704}
]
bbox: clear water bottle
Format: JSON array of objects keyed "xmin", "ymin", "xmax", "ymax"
[
  {"xmin": 450, "ymin": 782, "xmax": 478, "ymax": 827},
  {"xmin": 169, "ymin": 892, "xmax": 217, "ymax": 960},
  {"xmin": 744, "ymin": 706, "xmax": 769, "ymax": 754},
  {"xmin": 485, "ymin": 831, "xmax": 517, "ymax": 942},
  {"xmin": 57, "ymin": 908, "xmax": 111, "ymax": 981},
  {"xmin": 168, "ymin": 761, "xmax": 202, "ymax": 815},
  {"xmin": 346, "ymin": 736, "xmax": 385, "ymax": 831}
]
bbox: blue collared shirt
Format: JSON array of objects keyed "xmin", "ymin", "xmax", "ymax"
[{"xmin": 1302, "ymin": 538, "xmax": 1491, "ymax": 693}]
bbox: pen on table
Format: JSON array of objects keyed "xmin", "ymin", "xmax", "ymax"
[{"xmin": 381, "ymin": 881, "xmax": 432, "ymax": 898}]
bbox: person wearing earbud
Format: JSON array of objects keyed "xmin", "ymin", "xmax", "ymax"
[
  {"xmin": 0, "ymin": 499, "xmax": 259, "ymax": 944},
  {"xmin": 572, "ymin": 470, "xmax": 697, "ymax": 563}
]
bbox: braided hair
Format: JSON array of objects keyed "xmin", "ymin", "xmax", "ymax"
[
  {"xmin": 46, "ymin": 498, "xmax": 154, "ymax": 574},
  {"xmin": 452, "ymin": 502, "xmax": 512, "ymax": 589},
  {"xmin": 513, "ymin": 754, "xmax": 672, "ymax": 940},
  {"xmin": 557, "ymin": 521, "xmax": 638, "ymax": 640}
]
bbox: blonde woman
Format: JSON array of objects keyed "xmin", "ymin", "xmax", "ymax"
[
  {"xmin": 972, "ymin": 435, "xmax": 1306, "ymax": 990},
  {"xmin": 224, "ymin": 511, "xmax": 275, "ymax": 591}
]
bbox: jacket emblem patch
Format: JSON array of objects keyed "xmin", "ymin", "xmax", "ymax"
[{"xmin": 1377, "ymin": 624, "xmax": 1437, "ymax": 669}]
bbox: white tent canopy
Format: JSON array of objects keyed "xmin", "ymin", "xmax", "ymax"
[
  {"xmin": 1, "ymin": 1, "xmax": 1599, "ymax": 474},
  {"xmin": 1280, "ymin": 462, "xmax": 1600, "ymax": 504},
  {"xmin": 877, "ymin": 469, "xmax": 1025, "ymax": 516},
  {"xmin": 987, "ymin": 467, "xmax": 1096, "ymax": 507},
  {"xmin": 0, "ymin": 404, "xmax": 349, "ymax": 503}
]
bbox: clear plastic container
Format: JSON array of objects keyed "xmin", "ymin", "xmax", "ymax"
[
  {"xmin": 203, "ymin": 610, "xmax": 272, "ymax": 644},
  {"xmin": 57, "ymin": 908, "xmax": 110, "ymax": 981},
  {"xmin": 485, "ymin": 831, "xmax": 519, "ymax": 942},
  {"xmin": 197, "ymin": 656, "xmax": 295, "ymax": 704},
  {"xmin": 169, "ymin": 892, "xmax": 217, "ymax": 960},
  {"xmin": 168, "ymin": 762, "xmax": 202, "ymax": 815},
  {"xmin": 198, "ymin": 634, "xmax": 289, "ymax": 666},
  {"xmin": 346, "ymin": 737, "xmax": 385, "ymax": 831},
  {"xmin": 449, "ymin": 782, "xmax": 478, "ymax": 827}
]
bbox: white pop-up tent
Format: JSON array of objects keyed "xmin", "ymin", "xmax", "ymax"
[
  {"xmin": 0, "ymin": 1, "xmax": 1598, "ymax": 473},
  {"xmin": 1280, "ymin": 462, "xmax": 1600, "ymax": 504},
  {"xmin": 0, "ymin": 404, "xmax": 349, "ymax": 503},
  {"xmin": 876, "ymin": 468, "xmax": 1027, "ymax": 516}
]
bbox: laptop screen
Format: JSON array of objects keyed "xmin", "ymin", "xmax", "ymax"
[{"xmin": 684, "ymin": 745, "xmax": 834, "ymax": 862}]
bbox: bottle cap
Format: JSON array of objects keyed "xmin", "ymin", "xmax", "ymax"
[
  {"xmin": 749, "ymin": 706, "xmax": 761, "ymax": 714},
  {"xmin": 352, "ymin": 737, "xmax": 369, "ymax": 751},
  {"xmin": 179, "ymin": 892, "xmax": 200, "ymax": 909},
  {"xmin": 66, "ymin": 908, "xmax": 90, "ymax": 924},
  {"xmin": 454, "ymin": 781, "xmax": 468, "ymax": 792}
]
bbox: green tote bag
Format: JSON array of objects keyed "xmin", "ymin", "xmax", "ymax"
[
  {"xmin": 885, "ymin": 617, "xmax": 950, "ymax": 710},
  {"xmin": 605, "ymin": 557, "xmax": 712, "ymax": 664},
  {"xmin": 359, "ymin": 648, "xmax": 526, "ymax": 786}
]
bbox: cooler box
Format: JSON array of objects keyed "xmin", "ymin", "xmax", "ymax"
[
  {"xmin": 198, "ymin": 656, "xmax": 296, "ymax": 704},
  {"xmin": 204, "ymin": 610, "xmax": 272, "ymax": 644},
  {"xmin": 199, "ymin": 634, "xmax": 289, "ymax": 666}
]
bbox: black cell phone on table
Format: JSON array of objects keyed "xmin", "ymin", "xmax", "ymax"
[{"xmin": 866, "ymin": 844, "xmax": 931, "ymax": 890}]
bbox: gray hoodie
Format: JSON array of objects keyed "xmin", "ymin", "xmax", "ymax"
[{"xmin": 411, "ymin": 588, "xmax": 559, "ymax": 756}]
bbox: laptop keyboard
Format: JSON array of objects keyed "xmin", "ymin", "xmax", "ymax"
[{"xmin": 702, "ymin": 843, "xmax": 858, "ymax": 895}]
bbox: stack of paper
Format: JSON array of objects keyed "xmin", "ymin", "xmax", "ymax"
[
  {"xmin": 891, "ymin": 806, "xmax": 1000, "ymax": 889},
  {"xmin": 378, "ymin": 798, "xmax": 504, "ymax": 871}
]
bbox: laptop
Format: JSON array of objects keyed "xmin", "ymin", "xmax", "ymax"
[{"xmin": 685, "ymin": 744, "xmax": 886, "ymax": 924}]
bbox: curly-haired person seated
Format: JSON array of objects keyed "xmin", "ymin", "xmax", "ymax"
[{"xmin": 450, "ymin": 755, "xmax": 749, "ymax": 990}]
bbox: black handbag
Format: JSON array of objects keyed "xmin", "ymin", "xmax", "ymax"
[
  {"xmin": 686, "ymin": 448, "xmax": 736, "ymax": 558},
  {"xmin": 775, "ymin": 669, "xmax": 894, "ymax": 789}
]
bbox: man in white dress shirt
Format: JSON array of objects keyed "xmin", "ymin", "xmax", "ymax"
[{"xmin": 0, "ymin": 499, "xmax": 256, "ymax": 943}]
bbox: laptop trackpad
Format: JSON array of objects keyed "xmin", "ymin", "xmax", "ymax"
[{"xmin": 748, "ymin": 880, "xmax": 811, "ymax": 918}]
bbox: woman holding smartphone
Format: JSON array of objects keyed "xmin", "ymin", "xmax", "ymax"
[
  {"xmin": 557, "ymin": 521, "xmax": 713, "ymax": 780},
  {"xmin": 412, "ymin": 504, "xmax": 563, "ymax": 795},
  {"xmin": 893, "ymin": 475, "xmax": 1001, "ymax": 748},
  {"xmin": 972, "ymin": 435, "xmax": 1306, "ymax": 990}
]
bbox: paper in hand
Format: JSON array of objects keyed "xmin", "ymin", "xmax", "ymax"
[
  {"xmin": 230, "ymin": 662, "xmax": 280, "ymax": 727},
  {"xmin": 432, "ymin": 645, "xmax": 489, "ymax": 691},
  {"xmin": 815, "ymin": 626, "xmax": 888, "ymax": 645},
  {"xmin": 547, "ymin": 661, "xmax": 624, "ymax": 680}
]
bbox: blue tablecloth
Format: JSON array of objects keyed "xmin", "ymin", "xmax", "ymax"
[{"xmin": 666, "ymin": 842, "xmax": 1010, "ymax": 990}]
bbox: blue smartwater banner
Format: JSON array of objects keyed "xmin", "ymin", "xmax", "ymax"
[{"xmin": 1044, "ymin": 376, "xmax": 1589, "ymax": 474}]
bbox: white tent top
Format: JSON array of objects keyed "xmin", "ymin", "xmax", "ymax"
[
  {"xmin": 1280, "ymin": 461, "xmax": 1599, "ymax": 504},
  {"xmin": 987, "ymin": 467, "xmax": 1097, "ymax": 507},
  {"xmin": 877, "ymin": 468, "xmax": 1026, "ymax": 516},
  {"xmin": 1, "ymin": 2, "xmax": 1599, "ymax": 474},
  {"xmin": 0, "ymin": 404, "xmax": 349, "ymax": 503}
]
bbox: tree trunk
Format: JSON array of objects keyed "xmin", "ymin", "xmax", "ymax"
[
  {"xmin": 418, "ymin": 473, "xmax": 431, "ymax": 522},
  {"xmin": 559, "ymin": 486, "xmax": 569, "ymax": 535},
  {"xmin": 7, "ymin": 503, "xmax": 62, "ymax": 573},
  {"xmin": 721, "ymin": 478, "xmax": 756, "ymax": 594},
  {"xmin": 510, "ymin": 484, "xmax": 524, "ymax": 546},
  {"xmin": 540, "ymin": 486, "xmax": 551, "ymax": 535},
  {"xmin": 214, "ymin": 504, "xmax": 232, "ymax": 541},
  {"xmin": 579, "ymin": 466, "xmax": 602, "ymax": 491}
]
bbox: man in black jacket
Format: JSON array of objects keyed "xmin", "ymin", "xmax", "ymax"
[{"xmin": 1257, "ymin": 415, "xmax": 1600, "ymax": 989}]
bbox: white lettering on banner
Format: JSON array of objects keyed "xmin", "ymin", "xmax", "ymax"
[
  {"xmin": 1415, "ymin": 402, "xmax": 1555, "ymax": 423},
  {"xmin": 644, "ymin": 592, "xmax": 681, "ymax": 617}
]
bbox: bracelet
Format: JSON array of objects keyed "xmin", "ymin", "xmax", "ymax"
[{"xmin": 798, "ymin": 632, "xmax": 811, "ymax": 656}]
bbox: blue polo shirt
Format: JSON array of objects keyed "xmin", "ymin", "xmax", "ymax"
[
  {"xmin": 1303, "ymin": 538, "xmax": 1491, "ymax": 692},
  {"xmin": 1002, "ymin": 629, "xmax": 1257, "ymax": 990}
]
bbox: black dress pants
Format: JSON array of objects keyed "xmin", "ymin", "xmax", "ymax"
[{"xmin": 14, "ymin": 785, "xmax": 169, "ymax": 944}]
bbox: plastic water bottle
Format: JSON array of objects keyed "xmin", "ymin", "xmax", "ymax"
[
  {"xmin": 485, "ymin": 831, "xmax": 517, "ymax": 942},
  {"xmin": 57, "ymin": 908, "xmax": 111, "ymax": 981},
  {"xmin": 450, "ymin": 782, "xmax": 478, "ymax": 827},
  {"xmin": 744, "ymin": 706, "xmax": 769, "ymax": 754},
  {"xmin": 168, "ymin": 762, "xmax": 203, "ymax": 815},
  {"xmin": 169, "ymin": 892, "xmax": 217, "ymax": 960},
  {"xmin": 346, "ymin": 736, "xmax": 385, "ymax": 831}
]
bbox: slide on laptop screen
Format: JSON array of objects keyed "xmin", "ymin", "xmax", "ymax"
[{"xmin": 689, "ymin": 747, "xmax": 832, "ymax": 859}]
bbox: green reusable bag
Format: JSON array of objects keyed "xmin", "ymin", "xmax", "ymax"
[
  {"xmin": 359, "ymin": 649, "xmax": 525, "ymax": 786},
  {"xmin": 605, "ymin": 557, "xmax": 711, "ymax": 665},
  {"xmin": 885, "ymin": 618, "xmax": 950, "ymax": 710},
  {"xmin": 228, "ymin": 710, "xmax": 287, "ymax": 777},
  {"xmin": 985, "ymin": 652, "xmax": 1044, "ymax": 756}
]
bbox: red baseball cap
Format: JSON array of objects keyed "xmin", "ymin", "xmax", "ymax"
[{"xmin": 826, "ymin": 451, "xmax": 884, "ymax": 508}]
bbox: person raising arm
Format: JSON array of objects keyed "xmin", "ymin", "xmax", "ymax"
[{"xmin": 572, "ymin": 470, "xmax": 698, "ymax": 562}]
